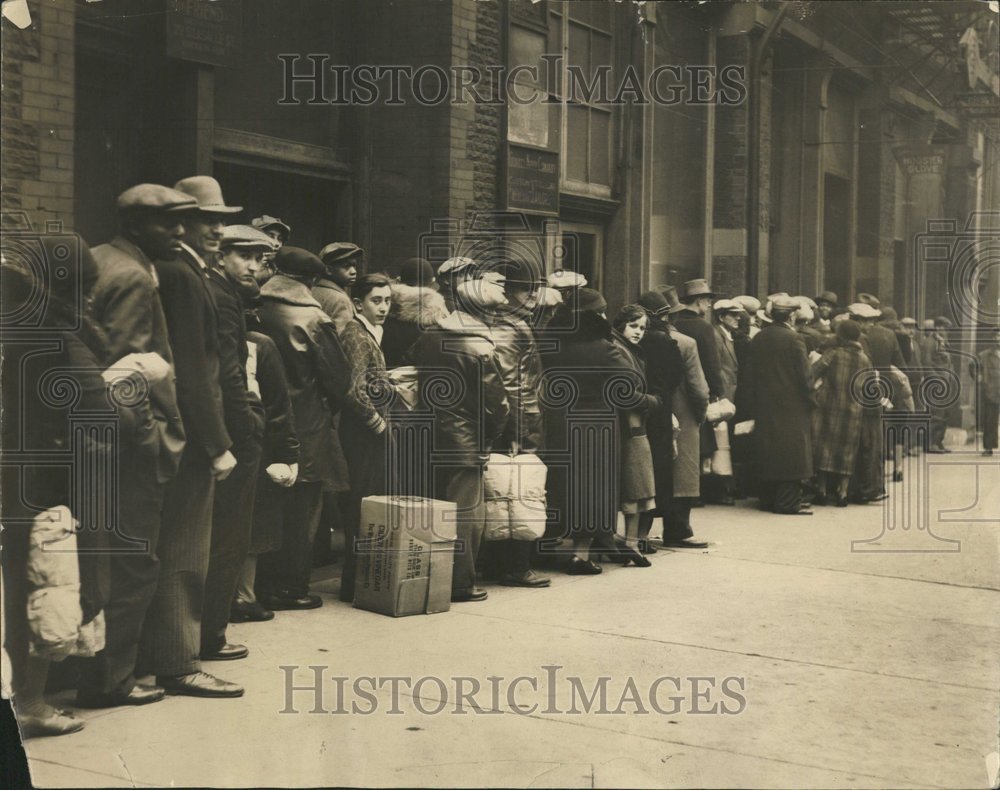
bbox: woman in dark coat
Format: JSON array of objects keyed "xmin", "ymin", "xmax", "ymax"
[
  {"xmin": 811, "ymin": 319, "xmax": 871, "ymax": 506},
  {"xmin": 539, "ymin": 289, "xmax": 637, "ymax": 575}
]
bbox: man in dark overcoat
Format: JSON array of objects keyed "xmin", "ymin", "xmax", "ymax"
[
  {"xmin": 138, "ymin": 176, "xmax": 242, "ymax": 698},
  {"xmin": 745, "ymin": 296, "xmax": 814, "ymax": 515}
]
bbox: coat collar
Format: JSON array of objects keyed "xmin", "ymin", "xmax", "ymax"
[
  {"xmin": 261, "ymin": 274, "xmax": 324, "ymax": 308},
  {"xmin": 314, "ymin": 278, "xmax": 348, "ymax": 296},
  {"xmin": 109, "ymin": 236, "xmax": 159, "ymax": 286},
  {"xmin": 438, "ymin": 309, "xmax": 493, "ymax": 338}
]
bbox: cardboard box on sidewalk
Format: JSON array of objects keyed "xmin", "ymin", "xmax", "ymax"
[{"xmin": 354, "ymin": 496, "xmax": 457, "ymax": 617}]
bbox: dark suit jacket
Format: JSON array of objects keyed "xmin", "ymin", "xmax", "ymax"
[
  {"xmin": 673, "ymin": 309, "xmax": 725, "ymax": 399},
  {"xmin": 153, "ymin": 246, "xmax": 231, "ymax": 459},
  {"xmin": 207, "ymin": 268, "xmax": 263, "ymax": 448},
  {"xmin": 866, "ymin": 324, "xmax": 905, "ymax": 369},
  {"xmin": 90, "ymin": 236, "xmax": 185, "ymax": 482}
]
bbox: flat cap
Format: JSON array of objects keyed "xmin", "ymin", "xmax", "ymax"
[
  {"xmin": 221, "ymin": 225, "xmax": 279, "ymax": 250},
  {"xmin": 732, "ymin": 295, "xmax": 761, "ymax": 313},
  {"xmin": 117, "ymin": 184, "xmax": 198, "ymax": 214},
  {"xmin": 815, "ymin": 290, "xmax": 838, "ymax": 306},
  {"xmin": 251, "ymin": 215, "xmax": 291, "ymax": 238},
  {"xmin": 437, "ymin": 256, "xmax": 478, "ymax": 279},
  {"xmin": 857, "ymin": 292, "xmax": 881, "ymax": 309},
  {"xmin": 847, "ymin": 303, "xmax": 881, "ymax": 319},
  {"xmin": 274, "ymin": 246, "xmax": 325, "ymax": 278},
  {"xmin": 713, "ymin": 298, "xmax": 743, "ymax": 313},
  {"xmin": 900, "ymin": 317, "xmax": 918, "ymax": 326},
  {"xmin": 547, "ymin": 269, "xmax": 588, "ymax": 290},
  {"xmin": 933, "ymin": 315, "xmax": 954, "ymax": 328},
  {"xmin": 794, "ymin": 295, "xmax": 818, "ymax": 310},
  {"xmin": 319, "ymin": 242, "xmax": 363, "ymax": 265},
  {"xmin": 770, "ymin": 295, "xmax": 800, "ymax": 313}
]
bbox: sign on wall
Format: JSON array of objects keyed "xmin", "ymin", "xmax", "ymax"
[
  {"xmin": 166, "ymin": 0, "xmax": 243, "ymax": 68},
  {"xmin": 506, "ymin": 144, "xmax": 560, "ymax": 216}
]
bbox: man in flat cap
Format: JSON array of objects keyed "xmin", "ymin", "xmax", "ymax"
[
  {"xmin": 256, "ymin": 247, "xmax": 351, "ymax": 610},
  {"xmin": 744, "ymin": 295, "xmax": 815, "ymax": 515},
  {"xmin": 76, "ymin": 185, "xmax": 193, "ymax": 708},
  {"xmin": 314, "ymin": 242, "xmax": 362, "ymax": 333},
  {"xmin": 136, "ymin": 176, "xmax": 242, "ymax": 698},
  {"xmin": 251, "ymin": 215, "xmax": 291, "ymax": 285},
  {"xmin": 199, "ymin": 226, "xmax": 277, "ymax": 662}
]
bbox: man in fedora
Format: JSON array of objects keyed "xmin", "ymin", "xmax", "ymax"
[
  {"xmin": 745, "ymin": 296, "xmax": 814, "ymax": 515},
  {"xmin": 136, "ymin": 176, "xmax": 243, "ymax": 698},
  {"xmin": 314, "ymin": 242, "xmax": 362, "ymax": 333},
  {"xmin": 674, "ymin": 278, "xmax": 725, "ymax": 401},
  {"xmin": 76, "ymin": 185, "xmax": 193, "ymax": 709}
]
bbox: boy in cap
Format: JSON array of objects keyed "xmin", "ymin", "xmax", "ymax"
[
  {"xmin": 198, "ymin": 226, "xmax": 277, "ymax": 662},
  {"xmin": 76, "ymin": 185, "xmax": 193, "ymax": 709},
  {"xmin": 251, "ymin": 215, "xmax": 290, "ymax": 284},
  {"xmin": 314, "ymin": 242, "xmax": 362, "ymax": 333}
]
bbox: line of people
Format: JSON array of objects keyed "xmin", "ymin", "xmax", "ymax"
[{"xmin": 4, "ymin": 173, "xmax": 994, "ymax": 741}]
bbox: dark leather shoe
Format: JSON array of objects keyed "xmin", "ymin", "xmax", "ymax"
[
  {"xmin": 200, "ymin": 643, "xmax": 249, "ymax": 661},
  {"xmin": 230, "ymin": 601, "xmax": 275, "ymax": 623},
  {"xmin": 499, "ymin": 570, "xmax": 551, "ymax": 588},
  {"xmin": 662, "ymin": 538, "xmax": 709, "ymax": 548},
  {"xmin": 18, "ymin": 711, "xmax": 85, "ymax": 738},
  {"xmin": 158, "ymin": 672, "xmax": 244, "ymax": 698},
  {"xmin": 451, "ymin": 587, "xmax": 489, "ymax": 602},
  {"xmin": 261, "ymin": 593, "xmax": 322, "ymax": 611},
  {"xmin": 637, "ymin": 539, "xmax": 658, "ymax": 555},
  {"xmin": 565, "ymin": 557, "xmax": 602, "ymax": 575},
  {"xmin": 75, "ymin": 684, "xmax": 165, "ymax": 708}
]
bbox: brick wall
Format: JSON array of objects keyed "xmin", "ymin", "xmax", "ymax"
[{"xmin": 1, "ymin": 1, "xmax": 75, "ymax": 230}]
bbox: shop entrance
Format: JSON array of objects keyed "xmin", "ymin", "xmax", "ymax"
[{"xmin": 212, "ymin": 161, "xmax": 345, "ymax": 255}]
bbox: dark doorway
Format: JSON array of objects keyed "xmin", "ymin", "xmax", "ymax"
[
  {"xmin": 74, "ymin": 54, "xmax": 142, "ymax": 245},
  {"xmin": 823, "ymin": 174, "xmax": 850, "ymax": 302},
  {"xmin": 212, "ymin": 161, "xmax": 345, "ymax": 256},
  {"xmin": 558, "ymin": 222, "xmax": 603, "ymax": 291}
]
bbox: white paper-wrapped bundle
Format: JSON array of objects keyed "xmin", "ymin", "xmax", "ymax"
[
  {"xmin": 710, "ymin": 421, "xmax": 733, "ymax": 476},
  {"xmin": 483, "ymin": 454, "xmax": 548, "ymax": 541}
]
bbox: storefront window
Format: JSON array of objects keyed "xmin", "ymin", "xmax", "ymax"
[{"xmin": 649, "ymin": 8, "xmax": 707, "ymax": 289}]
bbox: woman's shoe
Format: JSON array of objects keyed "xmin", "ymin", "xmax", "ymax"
[
  {"xmin": 620, "ymin": 547, "xmax": 652, "ymax": 567},
  {"xmin": 835, "ymin": 495, "xmax": 849, "ymax": 508},
  {"xmin": 566, "ymin": 557, "xmax": 602, "ymax": 575},
  {"xmin": 18, "ymin": 710, "xmax": 85, "ymax": 738}
]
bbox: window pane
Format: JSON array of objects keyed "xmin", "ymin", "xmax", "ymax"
[
  {"xmin": 567, "ymin": 21, "xmax": 589, "ymax": 74},
  {"xmin": 590, "ymin": 108, "xmax": 611, "ymax": 185},
  {"xmin": 592, "ymin": 31, "xmax": 612, "ymax": 89},
  {"xmin": 567, "ymin": 103, "xmax": 589, "ymax": 181},
  {"xmin": 511, "ymin": 26, "xmax": 545, "ymax": 78}
]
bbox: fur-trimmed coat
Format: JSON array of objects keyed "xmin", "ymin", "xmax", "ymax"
[{"xmin": 382, "ymin": 283, "xmax": 449, "ymax": 368}]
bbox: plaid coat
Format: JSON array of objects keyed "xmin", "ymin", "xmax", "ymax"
[{"xmin": 811, "ymin": 341, "xmax": 871, "ymax": 475}]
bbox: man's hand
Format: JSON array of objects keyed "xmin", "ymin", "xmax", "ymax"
[
  {"xmin": 211, "ymin": 450, "xmax": 237, "ymax": 481},
  {"xmin": 266, "ymin": 463, "xmax": 297, "ymax": 488}
]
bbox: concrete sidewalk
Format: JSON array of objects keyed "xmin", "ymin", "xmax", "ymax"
[{"xmin": 19, "ymin": 452, "xmax": 1000, "ymax": 788}]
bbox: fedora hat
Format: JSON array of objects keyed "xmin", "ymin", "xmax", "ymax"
[
  {"xmin": 657, "ymin": 284, "xmax": 687, "ymax": 314},
  {"xmin": 173, "ymin": 176, "xmax": 242, "ymax": 214},
  {"xmin": 680, "ymin": 278, "xmax": 714, "ymax": 302},
  {"xmin": 815, "ymin": 290, "xmax": 838, "ymax": 307}
]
